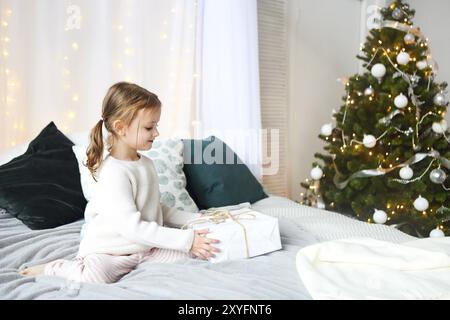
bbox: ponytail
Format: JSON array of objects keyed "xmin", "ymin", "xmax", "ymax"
[{"xmin": 85, "ymin": 119, "xmax": 105, "ymax": 182}]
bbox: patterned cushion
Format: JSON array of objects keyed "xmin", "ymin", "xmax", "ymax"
[{"xmin": 140, "ymin": 139, "xmax": 198, "ymax": 212}]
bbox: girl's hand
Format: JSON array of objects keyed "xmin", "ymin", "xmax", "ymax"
[{"xmin": 190, "ymin": 229, "xmax": 221, "ymax": 260}]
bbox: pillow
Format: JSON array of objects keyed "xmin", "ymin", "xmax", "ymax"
[
  {"xmin": 72, "ymin": 138, "xmax": 199, "ymax": 212},
  {"xmin": 0, "ymin": 142, "xmax": 29, "ymax": 166},
  {"xmin": 0, "ymin": 122, "xmax": 87, "ymax": 229},
  {"xmin": 140, "ymin": 139, "xmax": 199, "ymax": 212},
  {"xmin": 72, "ymin": 144, "xmax": 100, "ymax": 202},
  {"xmin": 182, "ymin": 136, "xmax": 268, "ymax": 210}
]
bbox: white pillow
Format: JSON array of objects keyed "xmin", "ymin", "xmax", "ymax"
[
  {"xmin": 0, "ymin": 142, "xmax": 29, "ymax": 166},
  {"xmin": 72, "ymin": 144, "xmax": 99, "ymax": 202},
  {"xmin": 0, "ymin": 130, "xmax": 89, "ymax": 166},
  {"xmin": 72, "ymin": 139, "xmax": 199, "ymax": 212}
]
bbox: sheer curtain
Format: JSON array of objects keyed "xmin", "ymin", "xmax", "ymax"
[
  {"xmin": 196, "ymin": 0, "xmax": 262, "ymax": 180},
  {"xmin": 0, "ymin": 0, "xmax": 199, "ymax": 146},
  {"xmin": 0, "ymin": 0, "xmax": 262, "ymax": 179}
]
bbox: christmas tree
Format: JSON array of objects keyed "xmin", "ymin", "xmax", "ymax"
[{"xmin": 300, "ymin": 0, "xmax": 450, "ymax": 238}]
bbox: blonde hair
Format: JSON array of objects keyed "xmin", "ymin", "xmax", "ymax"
[{"xmin": 86, "ymin": 82, "xmax": 161, "ymax": 181}]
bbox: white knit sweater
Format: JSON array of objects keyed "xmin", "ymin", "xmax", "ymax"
[{"xmin": 77, "ymin": 154, "xmax": 200, "ymax": 258}]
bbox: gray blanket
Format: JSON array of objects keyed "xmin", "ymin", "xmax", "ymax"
[{"xmin": 0, "ymin": 196, "xmax": 415, "ymax": 300}]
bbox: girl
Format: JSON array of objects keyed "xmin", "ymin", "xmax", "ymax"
[{"xmin": 20, "ymin": 82, "xmax": 220, "ymax": 284}]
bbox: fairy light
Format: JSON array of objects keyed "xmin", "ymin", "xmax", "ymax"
[
  {"xmin": 60, "ymin": 5, "xmax": 84, "ymax": 134},
  {"xmin": 1, "ymin": 8, "xmax": 24, "ymax": 148}
]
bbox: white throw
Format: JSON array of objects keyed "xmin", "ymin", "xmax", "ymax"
[{"xmin": 296, "ymin": 237, "xmax": 450, "ymax": 300}]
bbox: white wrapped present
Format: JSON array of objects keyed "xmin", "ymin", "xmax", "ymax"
[{"xmin": 182, "ymin": 207, "xmax": 282, "ymax": 263}]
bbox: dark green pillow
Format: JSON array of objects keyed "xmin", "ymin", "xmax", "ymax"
[
  {"xmin": 182, "ymin": 136, "xmax": 268, "ymax": 210},
  {"xmin": 0, "ymin": 122, "xmax": 87, "ymax": 229}
]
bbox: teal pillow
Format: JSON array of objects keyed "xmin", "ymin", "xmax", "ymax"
[{"xmin": 182, "ymin": 136, "xmax": 267, "ymax": 210}]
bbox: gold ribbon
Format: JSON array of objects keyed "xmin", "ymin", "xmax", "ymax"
[{"xmin": 182, "ymin": 208, "xmax": 256, "ymax": 258}]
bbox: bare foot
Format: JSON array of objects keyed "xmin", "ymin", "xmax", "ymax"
[{"xmin": 19, "ymin": 263, "xmax": 47, "ymax": 277}]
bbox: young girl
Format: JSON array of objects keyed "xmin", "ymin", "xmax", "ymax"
[{"xmin": 20, "ymin": 82, "xmax": 220, "ymax": 284}]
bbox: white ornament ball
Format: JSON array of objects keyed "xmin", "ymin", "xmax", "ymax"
[
  {"xmin": 396, "ymin": 52, "xmax": 410, "ymax": 65},
  {"xmin": 432, "ymin": 120, "xmax": 448, "ymax": 134},
  {"xmin": 310, "ymin": 166, "xmax": 323, "ymax": 180},
  {"xmin": 363, "ymin": 134, "xmax": 377, "ymax": 148},
  {"xmin": 320, "ymin": 123, "xmax": 333, "ymax": 136},
  {"xmin": 371, "ymin": 64, "xmax": 386, "ymax": 79},
  {"xmin": 413, "ymin": 195, "xmax": 429, "ymax": 212},
  {"xmin": 429, "ymin": 228, "xmax": 445, "ymax": 238},
  {"xmin": 316, "ymin": 199, "xmax": 326, "ymax": 210},
  {"xmin": 364, "ymin": 86, "xmax": 375, "ymax": 96},
  {"xmin": 373, "ymin": 209, "xmax": 388, "ymax": 224},
  {"xmin": 394, "ymin": 93, "xmax": 408, "ymax": 109},
  {"xmin": 433, "ymin": 93, "xmax": 447, "ymax": 106},
  {"xmin": 404, "ymin": 33, "xmax": 415, "ymax": 45},
  {"xmin": 429, "ymin": 168, "xmax": 447, "ymax": 184},
  {"xmin": 392, "ymin": 7, "xmax": 403, "ymax": 19},
  {"xmin": 416, "ymin": 60, "xmax": 428, "ymax": 70},
  {"xmin": 399, "ymin": 165, "xmax": 414, "ymax": 180}
]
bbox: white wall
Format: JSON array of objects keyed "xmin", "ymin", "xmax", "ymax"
[
  {"xmin": 287, "ymin": 0, "xmax": 450, "ymax": 202},
  {"xmin": 408, "ymin": 0, "xmax": 450, "ymax": 90},
  {"xmin": 287, "ymin": 0, "xmax": 362, "ymax": 200}
]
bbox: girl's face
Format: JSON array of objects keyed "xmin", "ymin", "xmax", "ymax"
[{"xmin": 123, "ymin": 107, "xmax": 161, "ymax": 151}]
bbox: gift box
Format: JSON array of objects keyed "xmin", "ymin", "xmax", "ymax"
[{"xmin": 182, "ymin": 207, "xmax": 282, "ymax": 263}]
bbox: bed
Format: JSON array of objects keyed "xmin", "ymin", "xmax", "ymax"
[{"xmin": 0, "ymin": 195, "xmax": 416, "ymax": 300}]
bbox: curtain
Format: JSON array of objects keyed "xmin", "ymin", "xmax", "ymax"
[
  {"xmin": 0, "ymin": 0, "xmax": 199, "ymax": 147},
  {"xmin": 196, "ymin": 0, "xmax": 262, "ymax": 181},
  {"xmin": 0, "ymin": 0, "xmax": 263, "ymax": 180}
]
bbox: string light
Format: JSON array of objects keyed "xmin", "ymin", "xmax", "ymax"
[
  {"xmin": 0, "ymin": 8, "xmax": 25, "ymax": 148},
  {"xmin": 60, "ymin": 6, "xmax": 84, "ymax": 133}
]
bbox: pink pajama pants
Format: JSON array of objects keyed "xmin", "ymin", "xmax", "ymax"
[{"xmin": 43, "ymin": 247, "xmax": 191, "ymax": 284}]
